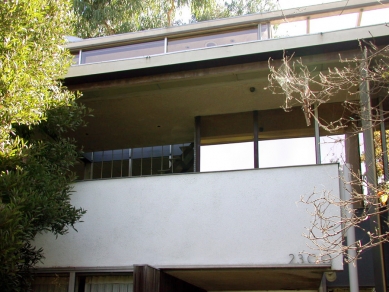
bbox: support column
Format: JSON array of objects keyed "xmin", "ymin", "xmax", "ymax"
[
  {"xmin": 314, "ymin": 105, "xmax": 321, "ymax": 165},
  {"xmin": 253, "ymin": 110, "xmax": 259, "ymax": 168},
  {"xmin": 341, "ymin": 166, "xmax": 360, "ymax": 292},
  {"xmin": 195, "ymin": 116, "xmax": 201, "ymax": 172},
  {"xmin": 345, "ymin": 133, "xmax": 362, "ymax": 205},
  {"xmin": 360, "ymin": 49, "xmax": 387, "ymax": 292},
  {"xmin": 68, "ymin": 272, "xmax": 75, "ymax": 292},
  {"xmin": 379, "ymin": 97, "xmax": 389, "ymax": 181}
]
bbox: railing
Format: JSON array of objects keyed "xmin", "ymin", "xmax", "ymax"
[
  {"xmin": 70, "ymin": 4, "xmax": 389, "ymax": 66},
  {"xmin": 77, "ymin": 143, "xmax": 194, "ymax": 180},
  {"xmin": 35, "ymin": 164, "xmax": 343, "ymax": 270}
]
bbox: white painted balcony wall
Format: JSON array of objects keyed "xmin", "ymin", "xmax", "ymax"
[{"xmin": 34, "ymin": 164, "xmax": 342, "ymax": 271}]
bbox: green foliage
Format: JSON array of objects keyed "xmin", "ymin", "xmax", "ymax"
[
  {"xmin": 0, "ymin": 0, "xmax": 87, "ymax": 290},
  {"xmin": 73, "ymin": 0, "xmax": 276, "ymax": 38},
  {"xmin": 192, "ymin": 0, "xmax": 276, "ymax": 22}
]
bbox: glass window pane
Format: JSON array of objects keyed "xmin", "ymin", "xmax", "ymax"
[
  {"xmin": 201, "ymin": 142, "xmax": 254, "ymax": 172},
  {"xmin": 82, "ymin": 152, "xmax": 93, "ymax": 162},
  {"xmin": 81, "ymin": 40, "xmax": 164, "ymax": 64},
  {"xmin": 112, "ymin": 149, "xmax": 124, "ymax": 161},
  {"xmin": 258, "ymin": 137, "xmax": 316, "ymax": 168},
  {"xmin": 112, "ymin": 160, "xmax": 123, "ymax": 178},
  {"xmin": 72, "ymin": 54, "xmax": 79, "ymax": 65},
  {"xmin": 260, "ymin": 23, "xmax": 270, "ymax": 40},
  {"xmin": 83, "ymin": 275, "xmax": 133, "ymax": 292},
  {"xmin": 272, "ymin": 20, "xmax": 307, "ymax": 38},
  {"xmin": 320, "ymin": 135, "xmax": 345, "ymax": 164},
  {"xmin": 168, "ymin": 28, "xmax": 258, "ymax": 53},
  {"xmin": 360, "ymin": 8, "xmax": 389, "ymax": 26},
  {"xmin": 310, "ymin": 13, "xmax": 358, "ymax": 33},
  {"xmin": 171, "ymin": 143, "xmax": 194, "ymax": 173},
  {"xmin": 101, "ymin": 150, "xmax": 113, "ymax": 178},
  {"xmin": 131, "ymin": 148, "xmax": 142, "ymax": 177},
  {"xmin": 142, "ymin": 147, "xmax": 152, "ymax": 175}
]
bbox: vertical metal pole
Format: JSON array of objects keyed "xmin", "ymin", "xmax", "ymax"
[
  {"xmin": 306, "ymin": 17, "xmax": 311, "ymax": 34},
  {"xmin": 360, "ymin": 48, "xmax": 387, "ymax": 292},
  {"xmin": 161, "ymin": 146, "xmax": 163, "ymax": 174},
  {"xmin": 345, "ymin": 133, "xmax": 363, "ymax": 199},
  {"xmin": 129, "ymin": 148, "xmax": 132, "ymax": 177},
  {"xmin": 258, "ymin": 24, "xmax": 262, "ymax": 40},
  {"xmin": 78, "ymin": 50, "xmax": 82, "ymax": 65},
  {"xmin": 110, "ymin": 150, "xmax": 113, "ymax": 178},
  {"xmin": 357, "ymin": 9, "xmax": 363, "ymax": 27},
  {"xmin": 267, "ymin": 22, "xmax": 271, "ymax": 39},
  {"xmin": 314, "ymin": 105, "xmax": 321, "ymax": 164},
  {"xmin": 169, "ymin": 145, "xmax": 173, "ymax": 173},
  {"xmin": 90, "ymin": 152, "xmax": 94, "ymax": 179},
  {"xmin": 68, "ymin": 272, "xmax": 75, "ymax": 292},
  {"xmin": 164, "ymin": 37, "xmax": 168, "ymax": 54},
  {"xmin": 253, "ymin": 111, "xmax": 259, "ymax": 168},
  {"xmin": 101, "ymin": 151, "xmax": 104, "ymax": 179},
  {"xmin": 341, "ymin": 166, "xmax": 360, "ymax": 292},
  {"xmin": 141, "ymin": 148, "xmax": 143, "ymax": 176},
  {"xmin": 379, "ymin": 97, "xmax": 389, "ymax": 181},
  {"xmin": 195, "ymin": 116, "xmax": 201, "ymax": 172},
  {"xmin": 151, "ymin": 147, "xmax": 153, "ymax": 175},
  {"xmin": 121, "ymin": 149, "xmax": 123, "ymax": 177},
  {"xmin": 318, "ymin": 274, "xmax": 327, "ymax": 292}
]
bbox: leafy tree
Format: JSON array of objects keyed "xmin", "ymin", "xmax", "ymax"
[
  {"xmin": 0, "ymin": 0, "xmax": 87, "ymax": 290},
  {"xmin": 192, "ymin": 0, "xmax": 276, "ymax": 21},
  {"xmin": 73, "ymin": 0, "xmax": 276, "ymax": 38}
]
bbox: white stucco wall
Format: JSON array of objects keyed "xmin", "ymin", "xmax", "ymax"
[{"xmin": 34, "ymin": 164, "xmax": 342, "ymax": 270}]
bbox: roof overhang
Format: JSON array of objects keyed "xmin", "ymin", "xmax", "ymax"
[
  {"xmin": 65, "ymin": 24, "xmax": 389, "ymax": 86},
  {"xmin": 65, "ymin": 0, "xmax": 389, "ymax": 52}
]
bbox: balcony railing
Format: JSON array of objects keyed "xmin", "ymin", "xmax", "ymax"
[
  {"xmin": 35, "ymin": 164, "xmax": 343, "ymax": 270},
  {"xmin": 77, "ymin": 143, "xmax": 194, "ymax": 180}
]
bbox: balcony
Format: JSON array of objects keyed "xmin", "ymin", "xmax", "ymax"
[{"xmin": 34, "ymin": 163, "xmax": 342, "ymax": 271}]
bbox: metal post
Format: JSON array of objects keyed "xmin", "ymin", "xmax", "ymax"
[
  {"xmin": 379, "ymin": 97, "xmax": 389, "ymax": 181},
  {"xmin": 360, "ymin": 48, "xmax": 386, "ymax": 292},
  {"xmin": 68, "ymin": 272, "xmax": 75, "ymax": 292},
  {"xmin": 110, "ymin": 150, "xmax": 113, "ymax": 178},
  {"xmin": 306, "ymin": 17, "xmax": 311, "ymax": 34},
  {"xmin": 357, "ymin": 9, "xmax": 363, "ymax": 27},
  {"xmin": 101, "ymin": 150, "xmax": 104, "ymax": 179},
  {"xmin": 341, "ymin": 166, "xmax": 360, "ymax": 292},
  {"xmin": 253, "ymin": 110, "xmax": 259, "ymax": 168},
  {"xmin": 78, "ymin": 50, "xmax": 82, "ymax": 65},
  {"xmin": 129, "ymin": 148, "xmax": 132, "ymax": 177},
  {"xmin": 195, "ymin": 116, "xmax": 201, "ymax": 172},
  {"xmin": 314, "ymin": 105, "xmax": 321, "ymax": 164}
]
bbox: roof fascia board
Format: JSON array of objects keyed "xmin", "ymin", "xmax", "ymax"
[
  {"xmin": 65, "ymin": 24, "xmax": 388, "ymax": 79},
  {"xmin": 66, "ymin": 0, "xmax": 389, "ymax": 51}
]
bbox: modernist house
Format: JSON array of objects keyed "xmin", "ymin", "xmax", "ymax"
[{"xmin": 32, "ymin": 0, "xmax": 389, "ymax": 291}]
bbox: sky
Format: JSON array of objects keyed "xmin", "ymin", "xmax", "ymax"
[{"xmin": 200, "ymin": 0, "xmax": 388, "ymax": 172}]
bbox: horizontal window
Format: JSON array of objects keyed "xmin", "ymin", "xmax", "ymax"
[
  {"xmin": 167, "ymin": 28, "xmax": 258, "ymax": 53},
  {"xmin": 80, "ymin": 40, "xmax": 165, "ymax": 64}
]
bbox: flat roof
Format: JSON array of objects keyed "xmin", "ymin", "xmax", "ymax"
[
  {"xmin": 65, "ymin": 23, "xmax": 389, "ymax": 82},
  {"xmin": 66, "ymin": 0, "xmax": 389, "ymax": 51}
]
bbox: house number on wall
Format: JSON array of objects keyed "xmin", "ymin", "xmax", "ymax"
[{"xmin": 289, "ymin": 253, "xmax": 331, "ymax": 264}]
